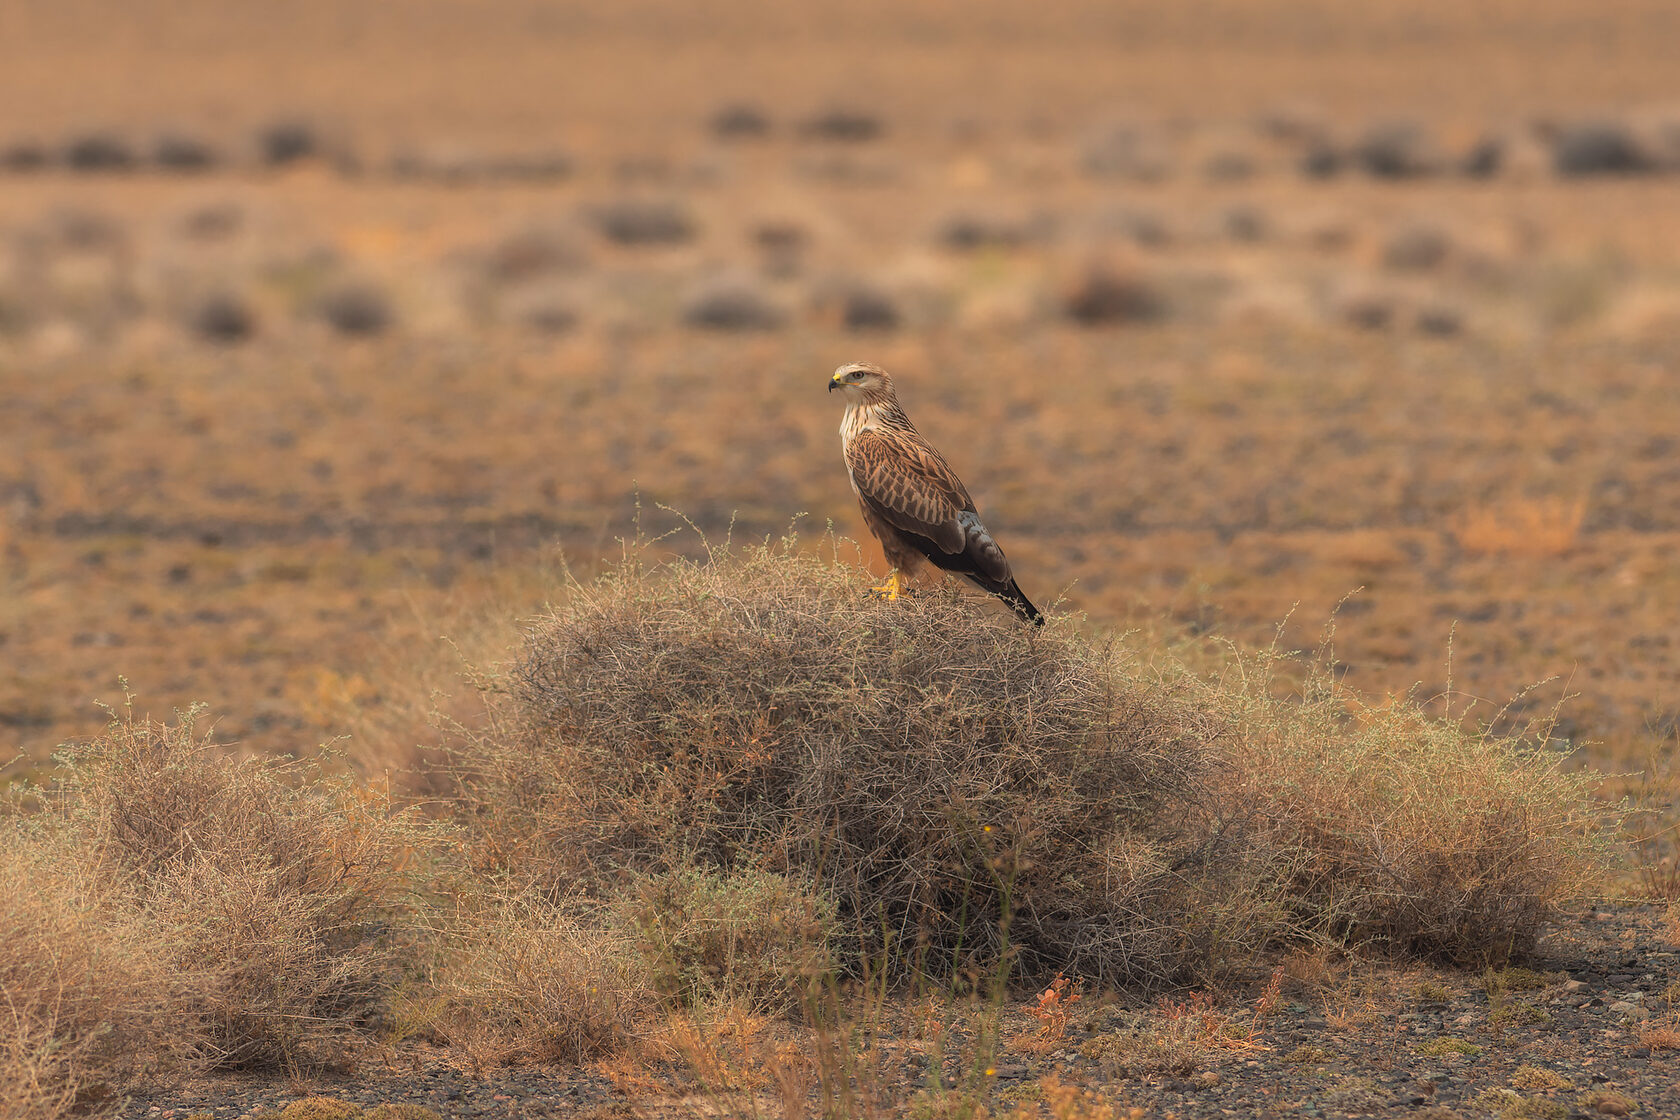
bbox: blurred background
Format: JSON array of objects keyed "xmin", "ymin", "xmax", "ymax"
[{"xmin": 2, "ymin": 0, "xmax": 1678, "ymax": 794}]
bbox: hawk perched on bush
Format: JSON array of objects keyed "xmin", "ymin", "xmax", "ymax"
[{"xmin": 829, "ymin": 361, "xmax": 1043, "ymax": 625}]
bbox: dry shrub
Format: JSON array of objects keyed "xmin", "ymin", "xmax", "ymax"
[
  {"xmin": 491, "ymin": 542, "xmax": 1233, "ymax": 987},
  {"xmin": 1063, "ymin": 267, "xmax": 1168, "ymax": 326},
  {"xmin": 45, "ymin": 700, "xmax": 422, "ymax": 1070},
  {"xmin": 1211, "ymin": 661, "xmax": 1608, "ymax": 963},
  {"xmin": 625, "ymin": 866, "xmax": 833, "ymax": 1013},
  {"xmin": 431, "ymin": 897, "xmax": 655, "ymax": 1065},
  {"xmin": 0, "ymin": 828, "xmax": 169, "ymax": 1120},
  {"xmin": 460, "ymin": 541, "xmax": 1606, "ymax": 992},
  {"xmin": 1551, "ymin": 121, "xmax": 1653, "ymax": 177},
  {"xmin": 682, "ymin": 275, "xmax": 787, "ymax": 331},
  {"xmin": 316, "ymin": 283, "xmax": 391, "ymax": 337}
]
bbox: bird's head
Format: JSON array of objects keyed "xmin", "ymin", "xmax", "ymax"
[{"xmin": 828, "ymin": 361, "xmax": 895, "ymax": 403}]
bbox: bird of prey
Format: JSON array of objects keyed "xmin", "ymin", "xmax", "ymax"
[{"xmin": 829, "ymin": 361, "xmax": 1043, "ymax": 625}]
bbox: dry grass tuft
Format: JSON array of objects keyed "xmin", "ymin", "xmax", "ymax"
[
  {"xmin": 1, "ymin": 696, "xmax": 427, "ymax": 1101},
  {"xmin": 48, "ymin": 702, "xmax": 422, "ymax": 1070},
  {"xmin": 429, "ymin": 896, "xmax": 656, "ymax": 1065},
  {"xmin": 0, "ymin": 828, "xmax": 171, "ymax": 1120},
  {"xmin": 1511, "ymin": 1065, "xmax": 1575, "ymax": 1091},
  {"xmin": 624, "ymin": 866, "xmax": 834, "ymax": 1013},
  {"xmin": 1214, "ymin": 663, "xmax": 1607, "ymax": 963}
]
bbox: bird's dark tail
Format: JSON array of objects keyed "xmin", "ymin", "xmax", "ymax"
[{"xmin": 992, "ymin": 578, "xmax": 1044, "ymax": 626}]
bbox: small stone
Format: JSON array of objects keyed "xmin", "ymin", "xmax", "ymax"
[{"xmin": 1564, "ymin": 980, "xmax": 1588, "ymax": 993}]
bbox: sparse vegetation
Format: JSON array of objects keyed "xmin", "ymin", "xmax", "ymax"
[
  {"xmin": 682, "ymin": 275, "xmax": 787, "ymax": 330},
  {"xmin": 1510, "ymin": 1066, "xmax": 1574, "ymax": 1091},
  {"xmin": 592, "ymin": 200, "xmax": 697, "ymax": 246},
  {"xmin": 1469, "ymin": 1088, "xmax": 1568, "ymax": 1120},
  {"xmin": 0, "ymin": 699, "xmax": 426, "ymax": 1112},
  {"xmin": 316, "ymin": 283, "xmax": 392, "ymax": 336},
  {"xmin": 3, "ymin": 2, "xmax": 1678, "ymax": 1115},
  {"xmin": 428, "ymin": 897, "xmax": 655, "ymax": 1065}
]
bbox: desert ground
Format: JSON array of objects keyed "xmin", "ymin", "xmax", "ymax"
[{"xmin": 2, "ymin": 3, "xmax": 1678, "ymax": 1118}]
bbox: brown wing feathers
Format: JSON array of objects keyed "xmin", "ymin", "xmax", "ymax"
[
  {"xmin": 846, "ymin": 428, "xmax": 1044, "ymax": 625},
  {"xmin": 846, "ymin": 430, "xmax": 968, "ymax": 553}
]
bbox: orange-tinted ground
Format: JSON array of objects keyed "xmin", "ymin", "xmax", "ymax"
[{"xmin": 2, "ymin": 0, "xmax": 1678, "ymax": 804}]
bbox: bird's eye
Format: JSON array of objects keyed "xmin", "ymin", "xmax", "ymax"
[{"xmin": 849, "ymin": 370, "xmax": 865, "ymax": 380}]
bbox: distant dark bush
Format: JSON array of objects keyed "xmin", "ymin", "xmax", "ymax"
[
  {"xmin": 1383, "ymin": 225, "xmax": 1451, "ymax": 271},
  {"xmin": 392, "ymin": 147, "xmax": 572, "ymax": 185},
  {"xmin": 55, "ymin": 210, "xmax": 124, "ymax": 249},
  {"xmin": 1083, "ymin": 126, "xmax": 1170, "ymax": 181},
  {"xmin": 259, "ymin": 121, "xmax": 318, "ymax": 166},
  {"xmin": 1, "ymin": 141, "xmax": 48, "ymax": 172},
  {"xmin": 592, "ymin": 201, "xmax": 697, "ymax": 246},
  {"xmin": 1551, "ymin": 121, "xmax": 1654, "ymax": 177},
  {"xmin": 483, "ymin": 229, "xmax": 583, "ymax": 284},
  {"xmin": 1299, "ymin": 141, "xmax": 1343, "ymax": 179},
  {"xmin": 1415, "ymin": 305, "xmax": 1464, "ymax": 336},
  {"xmin": 753, "ymin": 221, "xmax": 808, "ymax": 278},
  {"xmin": 682, "ymin": 276, "xmax": 786, "ymax": 331},
  {"xmin": 1122, "ymin": 211, "xmax": 1171, "ymax": 248},
  {"xmin": 711, "ymin": 103, "xmax": 772, "ymax": 140},
  {"xmin": 505, "ymin": 287, "xmax": 579, "ymax": 334},
  {"xmin": 1064, "ymin": 267, "xmax": 1168, "ymax": 326},
  {"xmin": 1352, "ymin": 122, "xmax": 1438, "ymax": 179},
  {"xmin": 840, "ymin": 287, "xmax": 901, "ymax": 332},
  {"xmin": 1202, "ymin": 151, "xmax": 1255, "ymax": 181},
  {"xmin": 190, "ymin": 293, "xmax": 256, "ymax": 343},
  {"xmin": 490, "ymin": 151, "xmax": 574, "ymax": 182},
  {"xmin": 753, "ymin": 222, "xmax": 807, "ymax": 252},
  {"xmin": 936, "ymin": 214, "xmax": 1039, "ymax": 253},
  {"xmin": 317, "ymin": 283, "xmax": 391, "ymax": 336},
  {"xmin": 1460, "ymin": 135, "xmax": 1504, "ymax": 178},
  {"xmin": 388, "ymin": 148, "xmax": 474, "ymax": 183},
  {"xmin": 799, "ymin": 108, "xmax": 883, "ymax": 142},
  {"xmin": 179, "ymin": 204, "xmax": 242, "ymax": 240},
  {"xmin": 518, "ymin": 302, "xmax": 578, "ymax": 334},
  {"xmin": 1222, "ymin": 206, "xmax": 1266, "ymax": 243},
  {"xmin": 153, "ymin": 134, "xmax": 219, "ymax": 172},
  {"xmin": 64, "ymin": 134, "xmax": 136, "ymax": 173},
  {"xmin": 1339, "ymin": 292, "xmax": 1396, "ymax": 331}
]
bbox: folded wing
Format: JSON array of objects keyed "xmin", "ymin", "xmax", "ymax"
[{"xmin": 845, "ymin": 428, "xmax": 973, "ymax": 556}]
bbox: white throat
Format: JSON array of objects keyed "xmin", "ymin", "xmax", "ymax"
[{"xmin": 839, "ymin": 398, "xmax": 887, "ymax": 441}]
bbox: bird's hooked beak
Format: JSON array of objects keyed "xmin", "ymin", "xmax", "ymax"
[{"xmin": 828, "ymin": 373, "xmax": 843, "ymax": 392}]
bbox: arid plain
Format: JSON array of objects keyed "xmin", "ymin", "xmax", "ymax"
[
  {"xmin": 4, "ymin": 1, "xmax": 1679, "ymax": 782},
  {"xmin": 2, "ymin": 3, "xmax": 1679, "ymax": 1117}
]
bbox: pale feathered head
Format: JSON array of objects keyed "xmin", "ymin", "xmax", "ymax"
[{"xmin": 827, "ymin": 361, "xmax": 896, "ymax": 404}]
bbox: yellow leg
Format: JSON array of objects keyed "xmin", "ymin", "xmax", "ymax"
[{"xmin": 869, "ymin": 570, "xmax": 906, "ymax": 600}]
